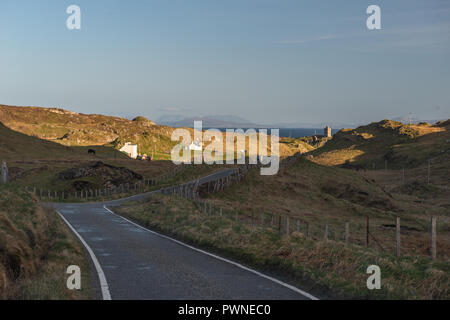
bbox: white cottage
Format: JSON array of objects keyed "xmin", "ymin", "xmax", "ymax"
[
  {"xmin": 189, "ymin": 139, "xmax": 202, "ymax": 151},
  {"xmin": 120, "ymin": 142, "xmax": 138, "ymax": 159}
]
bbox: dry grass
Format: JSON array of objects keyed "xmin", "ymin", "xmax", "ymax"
[
  {"xmin": 116, "ymin": 194, "xmax": 450, "ymax": 299},
  {"xmin": 7, "ymin": 159, "xmax": 177, "ymax": 192},
  {"xmin": 0, "ymin": 185, "xmax": 92, "ymax": 299},
  {"xmin": 198, "ymin": 159, "xmax": 450, "ymax": 260},
  {"xmin": 1, "ymin": 104, "xmax": 293, "ymax": 161},
  {"xmin": 309, "ymin": 120, "xmax": 450, "ymax": 169}
]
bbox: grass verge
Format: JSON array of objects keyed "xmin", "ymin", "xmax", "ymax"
[
  {"xmin": 0, "ymin": 184, "xmax": 93, "ymax": 299},
  {"xmin": 115, "ymin": 194, "xmax": 449, "ymax": 300}
]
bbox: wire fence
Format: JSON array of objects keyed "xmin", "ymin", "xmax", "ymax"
[
  {"xmin": 20, "ymin": 152, "xmax": 449, "ymax": 261},
  {"xmin": 25, "ymin": 165, "xmax": 186, "ymax": 201},
  {"xmin": 186, "ymin": 198, "xmax": 449, "ymax": 261}
]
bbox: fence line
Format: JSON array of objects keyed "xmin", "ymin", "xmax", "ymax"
[
  {"xmin": 25, "ymin": 164, "xmax": 191, "ymax": 201},
  {"xmin": 163, "ymin": 196, "xmax": 445, "ymax": 261},
  {"xmin": 23, "ymin": 153, "xmax": 447, "ymax": 260}
]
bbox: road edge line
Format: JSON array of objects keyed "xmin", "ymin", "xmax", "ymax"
[
  {"xmin": 57, "ymin": 210, "xmax": 112, "ymax": 300},
  {"xmin": 103, "ymin": 205, "xmax": 319, "ymax": 301}
]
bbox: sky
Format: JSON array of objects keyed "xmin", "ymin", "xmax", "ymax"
[{"xmin": 0, "ymin": 0, "xmax": 449, "ymax": 126}]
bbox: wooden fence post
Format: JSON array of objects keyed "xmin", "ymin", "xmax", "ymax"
[
  {"xmin": 366, "ymin": 216, "xmax": 370, "ymax": 247},
  {"xmin": 345, "ymin": 221, "xmax": 349, "ymax": 245},
  {"xmin": 430, "ymin": 216, "xmax": 437, "ymax": 260},
  {"xmin": 296, "ymin": 219, "xmax": 300, "ymax": 232},
  {"xmin": 278, "ymin": 216, "xmax": 281, "ymax": 235},
  {"xmin": 324, "ymin": 222, "xmax": 328, "ymax": 240},
  {"xmin": 286, "ymin": 217, "xmax": 290, "ymax": 235},
  {"xmin": 395, "ymin": 217, "xmax": 401, "ymax": 257}
]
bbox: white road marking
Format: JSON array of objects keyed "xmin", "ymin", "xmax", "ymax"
[
  {"xmin": 103, "ymin": 205, "xmax": 319, "ymax": 300},
  {"xmin": 57, "ymin": 210, "xmax": 112, "ymax": 300}
]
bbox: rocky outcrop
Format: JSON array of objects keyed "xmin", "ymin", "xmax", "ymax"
[{"xmin": 58, "ymin": 161, "xmax": 143, "ymax": 189}]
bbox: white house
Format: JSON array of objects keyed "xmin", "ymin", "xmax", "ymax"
[
  {"xmin": 120, "ymin": 142, "xmax": 138, "ymax": 159},
  {"xmin": 189, "ymin": 139, "xmax": 202, "ymax": 151}
]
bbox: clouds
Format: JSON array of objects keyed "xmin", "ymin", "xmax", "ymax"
[
  {"xmin": 278, "ymin": 20, "xmax": 450, "ymax": 54},
  {"xmin": 156, "ymin": 106, "xmax": 187, "ymax": 113},
  {"xmin": 1, "ymin": 0, "xmax": 449, "ymax": 124},
  {"xmin": 278, "ymin": 34, "xmax": 339, "ymax": 45}
]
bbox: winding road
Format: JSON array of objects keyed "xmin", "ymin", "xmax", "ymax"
[{"xmin": 50, "ymin": 169, "xmax": 318, "ymax": 300}]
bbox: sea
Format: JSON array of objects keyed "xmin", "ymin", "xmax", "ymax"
[{"xmin": 206, "ymin": 128, "xmax": 339, "ymax": 138}]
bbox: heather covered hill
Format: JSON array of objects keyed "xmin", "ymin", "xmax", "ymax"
[
  {"xmin": 0, "ymin": 121, "xmax": 127, "ymax": 161},
  {"xmin": 308, "ymin": 120, "xmax": 450, "ymax": 169},
  {"xmin": 0, "ymin": 104, "xmax": 293, "ymax": 159},
  {"xmin": 0, "ymin": 121, "xmax": 171, "ymax": 192},
  {"xmin": 0, "ymin": 104, "xmax": 177, "ymax": 157},
  {"xmin": 0, "ymin": 121, "xmax": 77, "ymax": 160},
  {"xmin": 118, "ymin": 158, "xmax": 450, "ymax": 299}
]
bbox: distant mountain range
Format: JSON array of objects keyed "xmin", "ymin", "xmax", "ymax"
[
  {"xmin": 156, "ymin": 114, "xmax": 447, "ymax": 129},
  {"xmin": 157, "ymin": 115, "xmax": 263, "ymax": 128},
  {"xmin": 157, "ymin": 114, "xmax": 359, "ymax": 129}
]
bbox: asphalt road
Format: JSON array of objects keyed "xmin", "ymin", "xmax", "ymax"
[{"xmin": 51, "ymin": 169, "xmax": 317, "ymax": 300}]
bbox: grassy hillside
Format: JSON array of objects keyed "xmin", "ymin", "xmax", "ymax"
[
  {"xmin": 191, "ymin": 157, "xmax": 450, "ymax": 262},
  {"xmin": 309, "ymin": 120, "xmax": 450, "ymax": 169},
  {"xmin": 0, "ymin": 120, "xmax": 233, "ymax": 194},
  {"xmin": 0, "ymin": 121, "xmax": 179, "ymax": 192},
  {"xmin": 0, "ymin": 121, "xmax": 130, "ymax": 161},
  {"xmin": 0, "ymin": 104, "xmax": 178, "ymax": 158},
  {"xmin": 0, "ymin": 184, "xmax": 92, "ymax": 299},
  {"xmin": 1, "ymin": 122, "xmax": 76, "ymax": 160},
  {"xmin": 280, "ymin": 137, "xmax": 318, "ymax": 154},
  {"xmin": 0, "ymin": 104, "xmax": 294, "ymax": 160},
  {"xmin": 203, "ymin": 158, "xmax": 449, "ymax": 241},
  {"xmin": 116, "ymin": 193, "xmax": 449, "ymax": 299},
  {"xmin": 116, "ymin": 158, "xmax": 450, "ymax": 299}
]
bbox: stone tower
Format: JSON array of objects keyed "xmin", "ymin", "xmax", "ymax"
[{"xmin": 324, "ymin": 126, "xmax": 332, "ymax": 138}]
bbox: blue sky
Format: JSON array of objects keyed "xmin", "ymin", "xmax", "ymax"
[{"xmin": 0, "ymin": 0, "xmax": 449, "ymax": 125}]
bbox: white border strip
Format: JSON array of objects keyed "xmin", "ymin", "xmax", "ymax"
[
  {"xmin": 57, "ymin": 210, "xmax": 112, "ymax": 300},
  {"xmin": 103, "ymin": 205, "xmax": 319, "ymax": 300}
]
